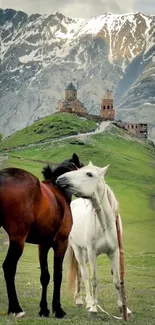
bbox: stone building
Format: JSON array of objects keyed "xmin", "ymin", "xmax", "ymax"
[
  {"xmin": 100, "ymin": 89, "xmax": 115, "ymax": 120},
  {"xmin": 57, "ymin": 83, "xmax": 87, "ymax": 114},
  {"xmin": 117, "ymin": 122, "xmax": 148, "ymax": 138},
  {"xmin": 125, "ymin": 123, "xmax": 147, "ymax": 138}
]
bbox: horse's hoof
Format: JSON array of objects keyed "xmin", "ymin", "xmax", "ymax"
[
  {"xmin": 88, "ymin": 310, "xmax": 98, "ymax": 319},
  {"xmin": 127, "ymin": 308, "xmax": 132, "ymax": 315},
  {"xmin": 54, "ymin": 309, "xmax": 66, "ymax": 318},
  {"xmin": 39, "ymin": 308, "xmax": 50, "ymax": 317},
  {"xmin": 89, "ymin": 305, "xmax": 98, "ymax": 313},
  {"xmin": 119, "ymin": 306, "xmax": 132, "ymax": 316},
  {"xmin": 13, "ymin": 311, "xmax": 25, "ymax": 318},
  {"xmin": 76, "ymin": 303, "xmax": 83, "ymax": 308}
]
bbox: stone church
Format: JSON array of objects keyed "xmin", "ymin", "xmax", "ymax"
[{"xmin": 57, "ymin": 83, "xmax": 87, "ymax": 114}]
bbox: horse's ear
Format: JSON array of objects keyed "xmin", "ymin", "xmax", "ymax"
[
  {"xmin": 88, "ymin": 161, "xmax": 93, "ymax": 166},
  {"xmin": 72, "ymin": 153, "xmax": 80, "ymax": 166},
  {"xmin": 100, "ymin": 165, "xmax": 109, "ymax": 176}
]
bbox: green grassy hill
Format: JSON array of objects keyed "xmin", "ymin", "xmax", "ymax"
[
  {"xmin": 0, "ymin": 113, "xmax": 96, "ymax": 151},
  {"xmin": 0, "ymin": 117, "xmax": 155, "ymax": 325}
]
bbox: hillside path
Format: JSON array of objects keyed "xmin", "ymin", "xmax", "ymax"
[{"xmin": 9, "ymin": 121, "xmax": 111, "ymax": 151}]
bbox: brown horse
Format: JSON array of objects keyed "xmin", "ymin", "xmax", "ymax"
[{"xmin": 0, "ymin": 153, "xmax": 83, "ymax": 318}]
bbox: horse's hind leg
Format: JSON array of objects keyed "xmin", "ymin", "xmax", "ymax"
[
  {"xmin": 38, "ymin": 244, "xmax": 50, "ymax": 317},
  {"xmin": 71, "ymin": 243, "xmax": 92, "ymax": 309},
  {"xmin": 3, "ymin": 239, "xmax": 25, "ymax": 317},
  {"xmin": 74, "ymin": 265, "xmax": 83, "ymax": 307},
  {"xmin": 108, "ymin": 249, "xmax": 131, "ymax": 315}
]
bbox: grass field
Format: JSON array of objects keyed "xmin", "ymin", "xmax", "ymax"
[
  {"xmin": 0, "ymin": 126, "xmax": 155, "ymax": 325},
  {"xmin": 0, "ymin": 113, "xmax": 96, "ymax": 151}
]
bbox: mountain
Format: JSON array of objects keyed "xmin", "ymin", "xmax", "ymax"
[{"xmin": 0, "ymin": 8, "xmax": 155, "ymax": 138}]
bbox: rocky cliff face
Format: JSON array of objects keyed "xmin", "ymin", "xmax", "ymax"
[{"xmin": 0, "ymin": 9, "xmax": 155, "ymax": 138}]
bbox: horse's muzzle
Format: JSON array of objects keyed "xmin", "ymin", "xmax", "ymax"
[{"xmin": 56, "ymin": 176, "xmax": 70, "ymax": 189}]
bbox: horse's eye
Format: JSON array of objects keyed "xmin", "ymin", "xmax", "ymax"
[{"xmin": 86, "ymin": 172, "xmax": 93, "ymax": 177}]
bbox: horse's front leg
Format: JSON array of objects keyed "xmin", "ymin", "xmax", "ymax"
[
  {"xmin": 52, "ymin": 240, "xmax": 68, "ymax": 318},
  {"xmin": 3, "ymin": 239, "xmax": 25, "ymax": 318},
  {"xmin": 87, "ymin": 247, "xmax": 98, "ymax": 313},
  {"xmin": 38, "ymin": 244, "xmax": 51, "ymax": 317}
]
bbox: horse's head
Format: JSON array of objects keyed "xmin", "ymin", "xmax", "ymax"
[
  {"xmin": 62, "ymin": 153, "xmax": 84, "ymax": 171},
  {"xmin": 56, "ymin": 161, "xmax": 109, "ymax": 198},
  {"xmin": 42, "ymin": 153, "xmax": 83, "ymax": 184}
]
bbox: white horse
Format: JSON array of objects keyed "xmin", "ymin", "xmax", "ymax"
[{"xmin": 56, "ymin": 162, "xmax": 131, "ymax": 316}]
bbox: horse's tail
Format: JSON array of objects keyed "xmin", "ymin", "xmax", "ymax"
[{"xmin": 67, "ymin": 243, "xmax": 78, "ymax": 291}]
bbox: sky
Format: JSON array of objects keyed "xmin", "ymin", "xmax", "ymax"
[{"xmin": 0, "ymin": 0, "xmax": 155, "ymax": 18}]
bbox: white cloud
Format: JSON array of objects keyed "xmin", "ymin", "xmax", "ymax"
[
  {"xmin": 0, "ymin": 0, "xmax": 155, "ymax": 17},
  {"xmin": 135, "ymin": 0, "xmax": 155, "ymax": 15},
  {"xmin": 57, "ymin": 0, "xmax": 135, "ymax": 18}
]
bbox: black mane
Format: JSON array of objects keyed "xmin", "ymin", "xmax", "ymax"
[
  {"xmin": 42, "ymin": 153, "xmax": 83, "ymax": 185},
  {"xmin": 42, "ymin": 164, "xmax": 71, "ymax": 184}
]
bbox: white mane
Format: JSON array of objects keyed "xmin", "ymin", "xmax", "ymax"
[{"xmin": 106, "ymin": 184, "xmax": 119, "ymax": 217}]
